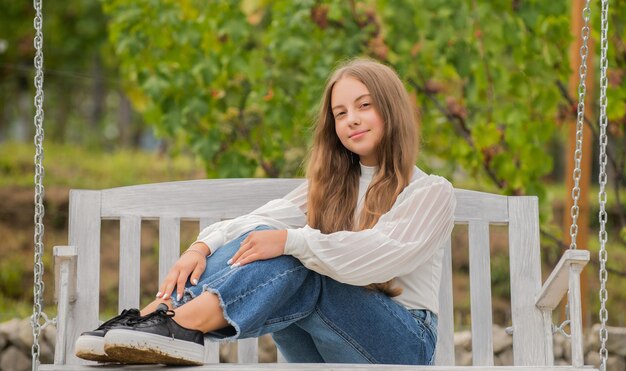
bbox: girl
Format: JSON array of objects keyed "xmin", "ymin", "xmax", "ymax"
[{"xmin": 74, "ymin": 58, "xmax": 456, "ymax": 366}]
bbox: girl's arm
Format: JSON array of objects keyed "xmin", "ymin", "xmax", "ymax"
[
  {"xmin": 195, "ymin": 181, "xmax": 308, "ymax": 254},
  {"xmin": 284, "ymin": 175, "xmax": 456, "ymax": 285}
]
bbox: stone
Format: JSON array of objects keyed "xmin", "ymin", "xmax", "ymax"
[
  {"xmin": 456, "ymin": 350, "xmax": 472, "ymax": 366},
  {"xmin": 561, "ymin": 335, "xmax": 572, "ymax": 362},
  {"xmin": 497, "ymin": 348, "xmax": 513, "ymax": 366},
  {"xmin": 553, "ymin": 335, "xmax": 564, "ymax": 360},
  {"xmin": 259, "ymin": 335, "xmax": 277, "ymax": 363},
  {"xmin": 42, "ymin": 324, "xmax": 57, "ymax": 349},
  {"xmin": 585, "ymin": 350, "xmax": 601, "ymax": 368},
  {"xmin": 605, "ymin": 325, "xmax": 626, "ymax": 357},
  {"xmin": 39, "ymin": 337, "xmax": 54, "ymax": 364},
  {"xmin": 220, "ymin": 342, "xmax": 237, "ymax": 363},
  {"xmin": 607, "ymin": 354, "xmax": 626, "ymax": 371},
  {"xmin": 454, "ymin": 330, "xmax": 472, "ymax": 351},
  {"xmin": 10, "ymin": 318, "xmax": 34, "ymax": 353},
  {"xmin": 492, "ymin": 324, "xmax": 512, "ymax": 354},
  {"xmin": 0, "ymin": 345, "xmax": 31, "ymax": 371},
  {"xmin": 585, "ymin": 324, "xmax": 600, "ymax": 351},
  {"xmin": 0, "ymin": 319, "xmax": 20, "ymax": 340}
]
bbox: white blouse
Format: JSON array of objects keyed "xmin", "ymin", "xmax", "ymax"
[{"xmin": 195, "ymin": 164, "xmax": 456, "ymax": 313}]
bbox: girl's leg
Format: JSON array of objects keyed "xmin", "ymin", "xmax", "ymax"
[
  {"xmin": 163, "ymin": 225, "xmax": 322, "ymax": 340},
  {"xmin": 141, "ymin": 225, "xmax": 274, "ymax": 315},
  {"xmin": 189, "ymin": 253, "xmax": 321, "ymax": 341},
  {"xmin": 271, "ymin": 324, "xmax": 325, "ymax": 363},
  {"xmin": 273, "ymin": 277, "xmax": 438, "ymax": 365},
  {"xmin": 152, "ymin": 251, "xmax": 323, "ymax": 337},
  {"xmin": 104, "ymin": 229, "xmax": 323, "ymax": 365}
]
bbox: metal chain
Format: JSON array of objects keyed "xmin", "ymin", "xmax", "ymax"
[
  {"xmin": 597, "ymin": 1, "xmax": 610, "ymax": 369},
  {"xmin": 568, "ymin": 0, "xmax": 592, "ymax": 251},
  {"xmin": 31, "ymin": 0, "xmax": 46, "ymax": 369}
]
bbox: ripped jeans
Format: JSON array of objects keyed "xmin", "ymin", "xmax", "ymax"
[{"xmin": 171, "ymin": 226, "xmax": 438, "ymax": 365}]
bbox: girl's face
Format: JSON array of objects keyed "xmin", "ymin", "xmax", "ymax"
[{"xmin": 331, "ymin": 77, "xmax": 385, "ymax": 166}]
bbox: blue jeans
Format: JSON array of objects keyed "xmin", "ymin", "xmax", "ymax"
[{"xmin": 171, "ymin": 226, "xmax": 437, "ymax": 365}]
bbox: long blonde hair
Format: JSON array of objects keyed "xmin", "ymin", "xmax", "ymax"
[{"xmin": 306, "ymin": 59, "xmax": 419, "ymax": 296}]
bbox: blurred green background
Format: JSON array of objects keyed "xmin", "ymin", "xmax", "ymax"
[{"xmin": 0, "ymin": 0, "xmax": 624, "ymax": 328}]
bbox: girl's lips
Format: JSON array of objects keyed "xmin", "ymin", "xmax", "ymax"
[{"xmin": 349, "ymin": 130, "xmax": 369, "ymax": 139}]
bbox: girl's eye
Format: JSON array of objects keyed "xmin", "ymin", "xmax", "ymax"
[
  {"xmin": 360, "ymin": 102, "xmax": 371, "ymax": 108},
  {"xmin": 334, "ymin": 112, "xmax": 345, "ymax": 118}
]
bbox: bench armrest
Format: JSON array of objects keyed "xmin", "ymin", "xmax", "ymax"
[{"xmin": 535, "ymin": 249, "xmax": 589, "ymax": 310}]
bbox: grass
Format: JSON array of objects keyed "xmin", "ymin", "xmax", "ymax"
[{"xmin": 0, "ymin": 141, "xmax": 205, "ymax": 189}]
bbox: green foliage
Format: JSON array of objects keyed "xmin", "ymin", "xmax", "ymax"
[
  {"xmin": 103, "ymin": 0, "xmax": 373, "ymax": 178},
  {"xmin": 379, "ymin": 0, "xmax": 569, "ymax": 201},
  {"xmin": 0, "ymin": 256, "xmax": 26, "ymax": 300},
  {"xmin": 102, "ymin": 1, "xmax": 570, "ymax": 206}
]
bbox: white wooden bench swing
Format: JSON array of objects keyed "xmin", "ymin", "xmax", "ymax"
[{"xmin": 29, "ymin": 1, "xmax": 612, "ymax": 370}]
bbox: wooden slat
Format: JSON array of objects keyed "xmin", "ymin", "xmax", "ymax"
[
  {"xmin": 453, "ymin": 190, "xmax": 508, "ymax": 224},
  {"xmin": 507, "ymin": 197, "xmax": 547, "ymax": 366},
  {"xmin": 101, "ymin": 179, "xmax": 304, "ymax": 219},
  {"xmin": 159, "ymin": 217, "xmax": 180, "ymax": 285},
  {"xmin": 435, "ymin": 236, "xmax": 454, "ymax": 366},
  {"xmin": 200, "ymin": 217, "xmax": 221, "ymax": 364},
  {"xmin": 568, "ymin": 264, "xmax": 585, "ymax": 367},
  {"xmin": 67, "ymin": 190, "xmax": 102, "ymax": 365},
  {"xmin": 468, "ymin": 221, "xmax": 494, "ymax": 366},
  {"xmin": 119, "ymin": 215, "xmax": 141, "ymax": 311},
  {"xmin": 540, "ymin": 310, "xmax": 554, "ymax": 366},
  {"xmin": 238, "ymin": 338, "xmax": 259, "ymax": 363}
]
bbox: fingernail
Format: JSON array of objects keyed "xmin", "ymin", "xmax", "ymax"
[
  {"xmin": 230, "ymin": 263, "xmax": 240, "ymax": 269},
  {"xmin": 156, "ymin": 291, "xmax": 162, "ymax": 298},
  {"xmin": 227, "ymin": 258, "xmax": 232, "ymax": 265},
  {"xmin": 191, "ymin": 278, "xmax": 198, "ymax": 285},
  {"xmin": 177, "ymin": 294, "xmax": 181, "ymax": 301},
  {"xmin": 162, "ymin": 293, "xmax": 168, "ymax": 299}
]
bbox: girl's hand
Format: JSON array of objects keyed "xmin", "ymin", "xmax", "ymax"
[
  {"xmin": 229, "ymin": 230, "xmax": 287, "ymax": 267},
  {"xmin": 157, "ymin": 242, "xmax": 208, "ymax": 302}
]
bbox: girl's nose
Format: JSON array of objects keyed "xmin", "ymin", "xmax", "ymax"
[{"xmin": 347, "ymin": 111, "xmax": 360, "ymax": 126}]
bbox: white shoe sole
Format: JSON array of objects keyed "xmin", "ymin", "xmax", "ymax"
[
  {"xmin": 75, "ymin": 334, "xmax": 110, "ymax": 362},
  {"xmin": 104, "ymin": 329, "xmax": 204, "ymax": 365}
]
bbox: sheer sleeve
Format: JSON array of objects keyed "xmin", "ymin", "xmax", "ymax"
[
  {"xmin": 196, "ymin": 181, "xmax": 308, "ymax": 254},
  {"xmin": 284, "ymin": 175, "xmax": 455, "ymax": 285}
]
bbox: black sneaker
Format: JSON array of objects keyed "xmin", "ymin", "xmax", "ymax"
[
  {"xmin": 103, "ymin": 303, "xmax": 205, "ymax": 366},
  {"xmin": 74, "ymin": 308, "xmax": 142, "ymax": 362}
]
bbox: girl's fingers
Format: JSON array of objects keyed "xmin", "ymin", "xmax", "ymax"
[
  {"xmin": 157, "ymin": 272, "xmax": 177, "ymax": 298},
  {"xmin": 233, "ymin": 249, "xmax": 260, "ymax": 267},
  {"xmin": 176, "ymin": 275, "xmax": 188, "ymax": 301},
  {"xmin": 160, "ymin": 282, "xmax": 175, "ymax": 300},
  {"xmin": 236, "ymin": 253, "xmax": 261, "ymax": 267},
  {"xmin": 230, "ymin": 238, "xmax": 252, "ymax": 264},
  {"xmin": 190, "ymin": 262, "xmax": 205, "ymax": 286},
  {"xmin": 231, "ymin": 248, "xmax": 254, "ymax": 266}
]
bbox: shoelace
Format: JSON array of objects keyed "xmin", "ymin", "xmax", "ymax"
[
  {"xmin": 97, "ymin": 309, "xmax": 140, "ymax": 330},
  {"xmin": 132, "ymin": 304, "xmax": 180, "ymax": 339}
]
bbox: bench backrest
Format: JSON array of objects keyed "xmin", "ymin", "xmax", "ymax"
[{"xmin": 55, "ymin": 179, "xmax": 549, "ymax": 366}]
